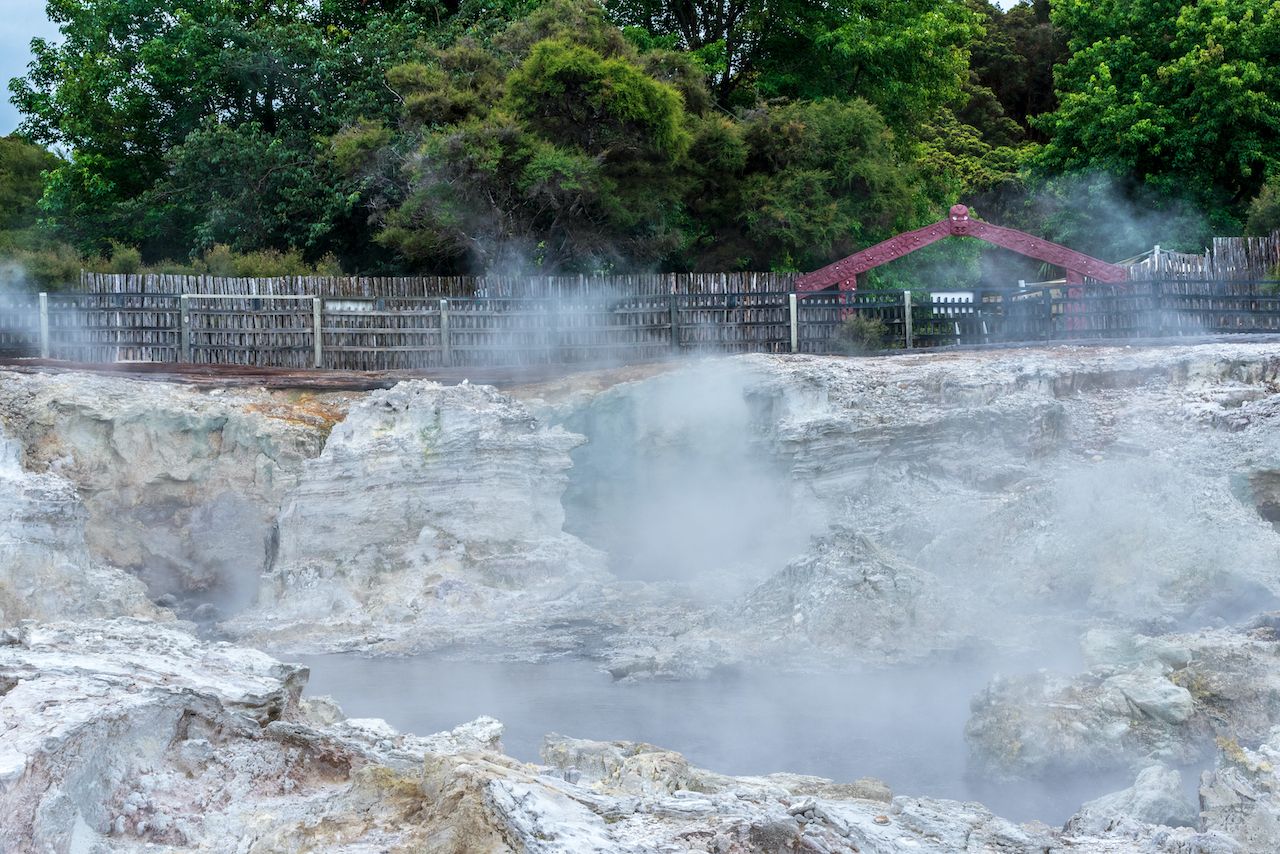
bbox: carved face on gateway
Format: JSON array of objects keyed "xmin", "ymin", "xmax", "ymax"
[{"xmin": 948, "ymin": 204, "xmax": 972, "ymax": 235}]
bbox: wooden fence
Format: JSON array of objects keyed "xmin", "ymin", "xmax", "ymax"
[
  {"xmin": 78, "ymin": 271, "xmax": 801, "ymax": 298},
  {"xmin": 1127, "ymin": 233, "xmax": 1280, "ymax": 281},
  {"xmin": 3, "ymin": 278, "xmax": 1280, "ymax": 369}
]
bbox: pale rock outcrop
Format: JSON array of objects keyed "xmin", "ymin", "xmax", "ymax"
[
  {"xmin": 735, "ymin": 528, "xmax": 955, "ymax": 661},
  {"xmin": 545, "ymin": 343, "xmax": 1280, "ymax": 676},
  {"xmin": 1102, "ymin": 668, "xmax": 1195, "ymax": 724},
  {"xmin": 1198, "ymin": 728, "xmax": 1280, "ymax": 851},
  {"xmin": 0, "ymin": 425, "xmax": 159, "ymax": 624},
  {"xmin": 1064, "ymin": 764, "xmax": 1199, "ymax": 835},
  {"xmin": 234, "ymin": 381, "xmax": 608, "ymax": 651},
  {"xmin": 0, "ymin": 370, "xmax": 341, "ymax": 610},
  {"xmin": 732, "ymin": 346, "xmax": 1280, "ymax": 648},
  {"xmin": 0, "ymin": 618, "xmax": 523, "ymax": 851},
  {"xmin": 967, "ymin": 622, "xmax": 1280, "ymax": 781}
]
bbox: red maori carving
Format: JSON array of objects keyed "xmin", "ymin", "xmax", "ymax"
[{"xmin": 795, "ymin": 204, "xmax": 1128, "ymax": 296}]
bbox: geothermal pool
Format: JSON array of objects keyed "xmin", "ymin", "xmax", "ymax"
[{"xmin": 298, "ymin": 652, "xmax": 1168, "ymax": 824}]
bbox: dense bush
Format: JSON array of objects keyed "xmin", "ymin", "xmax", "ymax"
[{"xmin": 834, "ymin": 314, "xmax": 890, "ymax": 353}]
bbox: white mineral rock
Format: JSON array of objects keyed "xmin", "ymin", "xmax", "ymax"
[
  {"xmin": 0, "ymin": 424, "xmax": 159, "ymax": 624},
  {"xmin": 233, "ymin": 380, "xmax": 608, "ymax": 650},
  {"xmin": 0, "ymin": 370, "xmax": 338, "ymax": 609}
]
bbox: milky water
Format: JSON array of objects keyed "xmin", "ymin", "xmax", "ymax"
[{"xmin": 298, "ymin": 653, "xmax": 1153, "ymax": 825}]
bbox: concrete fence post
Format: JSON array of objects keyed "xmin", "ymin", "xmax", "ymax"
[
  {"xmin": 312, "ymin": 297, "xmax": 323, "ymax": 368},
  {"xmin": 788, "ymin": 293, "xmax": 799, "ymax": 353},
  {"xmin": 179, "ymin": 294, "xmax": 191, "ymax": 363},
  {"xmin": 38, "ymin": 293, "xmax": 49, "ymax": 359},
  {"xmin": 903, "ymin": 290, "xmax": 913, "ymax": 349},
  {"xmin": 439, "ymin": 298, "xmax": 452, "ymax": 367},
  {"xmin": 669, "ymin": 294, "xmax": 681, "ymax": 351}
]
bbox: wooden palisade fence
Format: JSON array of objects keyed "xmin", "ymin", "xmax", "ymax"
[{"xmin": 1, "ymin": 271, "xmax": 1280, "ymax": 369}]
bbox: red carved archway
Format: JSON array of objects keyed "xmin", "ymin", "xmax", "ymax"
[{"xmin": 794, "ymin": 204, "xmax": 1128, "ymax": 297}]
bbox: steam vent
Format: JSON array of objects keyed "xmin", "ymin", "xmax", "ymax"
[{"xmin": 1, "ymin": 338, "xmax": 1280, "ymax": 852}]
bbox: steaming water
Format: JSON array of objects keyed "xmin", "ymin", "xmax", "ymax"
[{"xmin": 298, "ymin": 653, "xmax": 1156, "ymax": 825}]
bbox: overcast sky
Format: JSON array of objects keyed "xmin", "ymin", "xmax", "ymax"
[
  {"xmin": 2, "ymin": 0, "xmax": 1022, "ymax": 136},
  {"xmin": 2, "ymin": 0, "xmax": 58, "ymax": 134}
]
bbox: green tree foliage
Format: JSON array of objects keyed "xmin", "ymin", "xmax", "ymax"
[
  {"xmin": 343, "ymin": 1, "xmax": 940, "ymax": 274},
  {"xmin": 10, "ymin": 0, "xmax": 434, "ymax": 262},
  {"xmin": 968, "ymin": 0, "xmax": 1061, "ymax": 137},
  {"xmin": 1038, "ymin": 0, "xmax": 1280, "ymax": 230},
  {"xmin": 138, "ymin": 122, "xmax": 353, "ymax": 258},
  {"xmin": 1247, "ymin": 179, "xmax": 1280, "ymax": 237},
  {"xmin": 606, "ymin": 0, "xmax": 982, "ymax": 130},
  {"xmin": 7, "ymin": 0, "xmax": 1097, "ymax": 281},
  {"xmin": 682, "ymin": 99, "xmax": 927, "ymax": 271},
  {"xmin": 0, "ymin": 135, "xmax": 59, "ymax": 231},
  {"xmin": 363, "ymin": 5, "xmax": 698, "ymax": 273},
  {"xmin": 0, "ymin": 135, "xmax": 82, "ymax": 290}
]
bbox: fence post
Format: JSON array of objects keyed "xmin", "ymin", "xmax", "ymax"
[
  {"xmin": 669, "ymin": 294, "xmax": 681, "ymax": 352},
  {"xmin": 38, "ymin": 293, "xmax": 49, "ymax": 359},
  {"xmin": 1151, "ymin": 279, "xmax": 1164, "ymax": 337},
  {"xmin": 903, "ymin": 290, "xmax": 913, "ymax": 349},
  {"xmin": 312, "ymin": 297, "xmax": 323, "ymax": 368},
  {"xmin": 439, "ymin": 298, "xmax": 452, "ymax": 367},
  {"xmin": 788, "ymin": 292, "xmax": 799, "ymax": 353},
  {"xmin": 179, "ymin": 294, "xmax": 191, "ymax": 363}
]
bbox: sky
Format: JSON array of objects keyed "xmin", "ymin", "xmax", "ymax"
[
  {"xmin": 1, "ymin": 0, "xmax": 1024, "ymax": 136},
  {"xmin": 2, "ymin": 0, "xmax": 58, "ymax": 134}
]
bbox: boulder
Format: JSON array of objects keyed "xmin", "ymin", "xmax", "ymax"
[{"xmin": 1065, "ymin": 764, "xmax": 1199, "ymax": 835}]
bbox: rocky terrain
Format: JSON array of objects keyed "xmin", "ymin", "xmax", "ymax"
[
  {"xmin": 2, "ymin": 340, "xmax": 1280, "ymax": 850},
  {"xmin": 0, "ymin": 373, "xmax": 346, "ymax": 615},
  {"xmin": 0, "ymin": 423, "xmax": 159, "ymax": 625},
  {"xmin": 0, "ymin": 617, "xmax": 1260, "ymax": 853}
]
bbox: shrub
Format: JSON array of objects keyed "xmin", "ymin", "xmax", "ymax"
[
  {"xmin": 834, "ymin": 314, "xmax": 889, "ymax": 353},
  {"xmin": 0, "ymin": 244, "xmax": 83, "ymax": 290},
  {"xmin": 1246, "ymin": 179, "xmax": 1280, "ymax": 237},
  {"xmin": 200, "ymin": 244, "xmax": 237, "ymax": 277},
  {"xmin": 106, "ymin": 241, "xmax": 142, "ymax": 274},
  {"xmin": 229, "ymin": 248, "xmax": 309, "ymax": 278}
]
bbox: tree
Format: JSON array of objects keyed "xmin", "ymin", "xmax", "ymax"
[
  {"xmin": 1245, "ymin": 178, "xmax": 1280, "ymax": 237},
  {"xmin": 0, "ymin": 135, "xmax": 59, "ymax": 231},
  {"xmin": 968, "ymin": 0, "xmax": 1062, "ymax": 137},
  {"xmin": 1037, "ymin": 0, "xmax": 1280, "ymax": 229},
  {"xmin": 342, "ymin": 0, "xmax": 939, "ymax": 274},
  {"xmin": 364, "ymin": 4, "xmax": 696, "ymax": 273},
  {"xmin": 137, "ymin": 122, "xmax": 353, "ymax": 258},
  {"xmin": 681, "ymin": 99, "xmax": 930, "ymax": 272},
  {"xmin": 9, "ymin": 0, "xmax": 433, "ymax": 262},
  {"xmin": 605, "ymin": 0, "xmax": 982, "ymax": 130}
]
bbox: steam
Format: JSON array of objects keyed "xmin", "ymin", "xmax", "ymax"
[
  {"xmin": 559, "ymin": 361, "xmax": 824, "ymax": 591},
  {"xmin": 0, "ymin": 421, "xmax": 24, "ymax": 478},
  {"xmin": 1024, "ymin": 171, "xmax": 1212, "ymax": 260}
]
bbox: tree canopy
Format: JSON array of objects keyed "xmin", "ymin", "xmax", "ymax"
[
  {"xmin": 1036, "ymin": 0, "xmax": 1280, "ymax": 239},
  {"xmin": 6, "ymin": 0, "xmax": 1279, "ymax": 284}
]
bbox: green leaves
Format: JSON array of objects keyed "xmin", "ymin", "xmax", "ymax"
[
  {"xmin": 1038, "ymin": 0, "xmax": 1280, "ymax": 231},
  {"xmin": 7, "ymin": 0, "xmax": 1063, "ymax": 279},
  {"xmin": 0, "ymin": 136, "xmax": 59, "ymax": 231},
  {"xmin": 504, "ymin": 39, "xmax": 690, "ymax": 160},
  {"xmin": 9, "ymin": 0, "xmax": 422, "ymax": 262}
]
